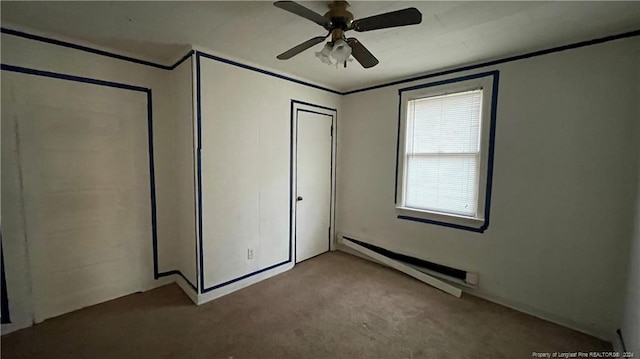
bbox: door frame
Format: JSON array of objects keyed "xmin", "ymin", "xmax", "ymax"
[{"xmin": 290, "ymin": 100, "xmax": 337, "ymax": 264}]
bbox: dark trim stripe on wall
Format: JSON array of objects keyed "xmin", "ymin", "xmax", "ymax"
[
  {"xmin": 291, "ymin": 100, "xmax": 337, "ymax": 112},
  {"xmin": 196, "ymin": 53, "xmax": 205, "ymax": 293},
  {"xmin": 0, "ymin": 63, "xmax": 197, "ymax": 293},
  {"xmin": 2, "ymin": 26, "xmax": 638, "ymax": 96},
  {"xmin": 343, "ymin": 29, "xmax": 640, "ymax": 95},
  {"xmin": 0, "ymin": 28, "xmax": 193, "ymax": 70},
  {"xmin": 188, "ymin": 55, "xmax": 200, "ymax": 293},
  {"xmin": 171, "ymin": 50, "xmax": 196, "ymax": 70},
  {"xmin": 0, "ymin": 64, "xmax": 149, "ymax": 92},
  {"xmin": 394, "ymin": 70, "xmax": 500, "ymax": 233},
  {"xmin": 196, "ymin": 51, "xmax": 341, "ymax": 95},
  {"xmin": 0, "ymin": 27, "xmax": 338, "ymax": 95}
]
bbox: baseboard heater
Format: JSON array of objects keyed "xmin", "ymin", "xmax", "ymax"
[
  {"xmin": 344, "ymin": 236, "xmax": 468, "ymax": 279},
  {"xmin": 340, "ymin": 236, "xmax": 465, "ymax": 297}
]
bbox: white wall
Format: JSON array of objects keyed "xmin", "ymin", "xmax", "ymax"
[
  {"xmin": 197, "ymin": 49, "xmax": 342, "ymax": 303},
  {"xmin": 0, "ymin": 30, "xmax": 177, "ymax": 333},
  {"xmin": 337, "ymin": 37, "xmax": 640, "ymax": 340}
]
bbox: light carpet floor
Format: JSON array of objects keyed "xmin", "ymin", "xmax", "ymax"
[{"xmin": 1, "ymin": 251, "xmax": 610, "ymax": 358}]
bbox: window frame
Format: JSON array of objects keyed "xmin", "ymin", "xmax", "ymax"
[{"xmin": 395, "ymin": 71, "xmax": 499, "ymax": 233}]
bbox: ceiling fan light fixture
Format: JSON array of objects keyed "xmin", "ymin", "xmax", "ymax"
[
  {"xmin": 330, "ymin": 39, "xmax": 352, "ymax": 66},
  {"xmin": 315, "ymin": 42, "xmax": 333, "ymax": 65}
]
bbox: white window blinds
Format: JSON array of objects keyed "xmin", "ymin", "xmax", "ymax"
[{"xmin": 404, "ymin": 89, "xmax": 483, "ymax": 217}]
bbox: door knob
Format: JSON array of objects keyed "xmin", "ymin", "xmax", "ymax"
[{"xmin": 297, "ymin": 196, "xmax": 303, "ymax": 201}]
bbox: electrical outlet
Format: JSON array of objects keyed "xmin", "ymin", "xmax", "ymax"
[{"xmin": 247, "ymin": 248, "xmax": 254, "ymax": 260}]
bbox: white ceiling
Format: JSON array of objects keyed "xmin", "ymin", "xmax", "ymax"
[{"xmin": 2, "ymin": 1, "xmax": 640, "ymax": 92}]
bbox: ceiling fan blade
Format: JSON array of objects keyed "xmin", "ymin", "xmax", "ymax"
[
  {"xmin": 351, "ymin": 7, "xmax": 422, "ymax": 32},
  {"xmin": 277, "ymin": 36, "xmax": 327, "ymax": 60},
  {"xmin": 274, "ymin": 1, "xmax": 331, "ymax": 30},
  {"xmin": 346, "ymin": 38, "xmax": 379, "ymax": 68}
]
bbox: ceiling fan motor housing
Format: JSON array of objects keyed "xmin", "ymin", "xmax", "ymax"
[{"xmin": 325, "ymin": 1, "xmax": 353, "ymax": 42}]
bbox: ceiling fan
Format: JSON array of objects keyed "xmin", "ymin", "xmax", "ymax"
[{"xmin": 274, "ymin": 1, "xmax": 422, "ymax": 69}]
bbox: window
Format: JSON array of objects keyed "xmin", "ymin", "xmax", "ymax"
[{"xmin": 395, "ymin": 72, "xmax": 498, "ymax": 232}]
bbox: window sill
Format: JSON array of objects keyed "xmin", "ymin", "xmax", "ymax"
[{"xmin": 395, "ymin": 206, "xmax": 487, "ymax": 233}]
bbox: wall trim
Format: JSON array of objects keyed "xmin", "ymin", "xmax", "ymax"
[
  {"xmin": 195, "ymin": 53, "xmax": 205, "ymax": 293},
  {"xmin": 0, "ymin": 27, "xmax": 194, "ymax": 70},
  {"xmin": 344, "ymin": 28, "xmax": 640, "ymax": 95},
  {"xmin": 290, "ymin": 99, "xmax": 337, "ymax": 113},
  {"xmin": 202, "ymin": 260, "xmax": 291, "ymax": 294},
  {"xmin": 2, "ymin": 25, "xmax": 339, "ymax": 95},
  {"xmin": 1, "ymin": 63, "xmax": 149, "ymax": 92},
  {"xmin": 196, "ymin": 51, "xmax": 341, "ymax": 95},
  {"xmin": 0, "ymin": 63, "xmax": 191, "ymax": 289},
  {"xmin": 3, "ymin": 26, "xmax": 638, "ymax": 97},
  {"xmin": 394, "ymin": 70, "xmax": 499, "ymax": 233}
]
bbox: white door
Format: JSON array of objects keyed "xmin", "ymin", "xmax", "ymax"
[{"xmin": 295, "ymin": 111, "xmax": 333, "ymax": 263}]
